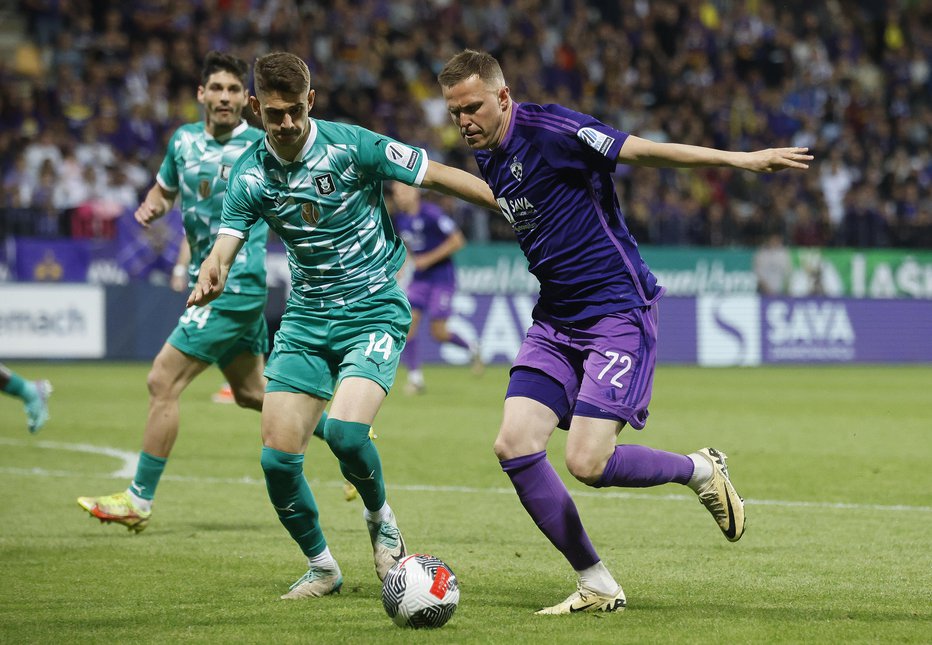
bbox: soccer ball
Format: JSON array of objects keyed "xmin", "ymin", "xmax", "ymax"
[{"xmin": 381, "ymin": 554, "xmax": 459, "ymax": 629}]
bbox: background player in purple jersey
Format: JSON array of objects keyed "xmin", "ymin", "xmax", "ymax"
[
  {"xmin": 391, "ymin": 183, "xmax": 482, "ymax": 394},
  {"xmin": 439, "ymin": 50, "xmax": 813, "ymax": 615}
]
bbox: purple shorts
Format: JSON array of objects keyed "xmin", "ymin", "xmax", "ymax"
[
  {"xmin": 509, "ymin": 305, "xmax": 659, "ymax": 430},
  {"xmin": 406, "ymin": 279, "xmax": 455, "ymax": 320}
]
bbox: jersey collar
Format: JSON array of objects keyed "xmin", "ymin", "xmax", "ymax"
[
  {"xmin": 491, "ymin": 101, "xmax": 518, "ymax": 154},
  {"xmin": 206, "ymin": 120, "xmax": 249, "ymax": 142},
  {"xmin": 264, "ymin": 119, "xmax": 318, "ymax": 165}
]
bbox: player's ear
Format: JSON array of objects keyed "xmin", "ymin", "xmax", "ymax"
[
  {"xmin": 197, "ymin": 85, "xmax": 206, "ymax": 105},
  {"xmin": 307, "ymin": 89, "xmax": 316, "ymax": 112},
  {"xmin": 498, "ymin": 85, "xmax": 510, "ymax": 112},
  {"xmin": 248, "ymin": 95, "xmax": 260, "ymax": 117}
]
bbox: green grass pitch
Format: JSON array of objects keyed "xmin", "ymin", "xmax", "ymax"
[{"xmin": 1, "ymin": 362, "xmax": 930, "ymax": 644}]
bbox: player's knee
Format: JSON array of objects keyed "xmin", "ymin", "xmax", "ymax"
[
  {"xmin": 565, "ymin": 453, "xmax": 603, "ymax": 486},
  {"xmin": 325, "ymin": 419, "xmax": 370, "ymax": 460},
  {"xmin": 145, "ymin": 368, "xmax": 171, "ymax": 400},
  {"xmin": 493, "ymin": 433, "xmax": 529, "ymax": 461},
  {"xmin": 232, "ymin": 387, "xmax": 263, "ymax": 411},
  {"xmin": 260, "ymin": 446, "xmax": 302, "ymax": 477},
  {"xmin": 492, "ymin": 437, "xmax": 510, "ymax": 461}
]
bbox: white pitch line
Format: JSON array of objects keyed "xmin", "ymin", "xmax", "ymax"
[{"xmin": 1, "ymin": 438, "xmax": 930, "ymax": 514}]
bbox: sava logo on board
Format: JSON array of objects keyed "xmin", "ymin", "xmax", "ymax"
[{"xmin": 765, "ymin": 301, "xmax": 855, "ymax": 361}]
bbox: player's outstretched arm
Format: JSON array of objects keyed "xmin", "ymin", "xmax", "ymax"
[
  {"xmin": 187, "ymin": 234, "xmax": 244, "ymax": 307},
  {"xmin": 617, "ymin": 135, "xmax": 812, "ymax": 173},
  {"xmin": 421, "ymin": 161, "xmax": 498, "ymax": 210},
  {"xmin": 134, "ymin": 184, "xmax": 177, "ymax": 228}
]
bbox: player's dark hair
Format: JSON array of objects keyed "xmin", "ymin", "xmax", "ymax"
[
  {"xmin": 254, "ymin": 52, "xmax": 310, "ymax": 96},
  {"xmin": 200, "ymin": 50, "xmax": 249, "ymax": 86},
  {"xmin": 438, "ymin": 49, "xmax": 505, "ymax": 88}
]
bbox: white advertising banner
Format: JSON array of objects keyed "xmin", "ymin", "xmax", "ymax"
[
  {"xmin": 697, "ymin": 295, "xmax": 762, "ymax": 367},
  {"xmin": 0, "ymin": 284, "xmax": 105, "ymax": 358}
]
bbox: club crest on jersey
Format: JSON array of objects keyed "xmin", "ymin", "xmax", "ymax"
[
  {"xmin": 198, "ymin": 179, "xmax": 211, "ymax": 199},
  {"xmin": 300, "ymin": 202, "xmax": 320, "ymax": 226},
  {"xmin": 577, "ymin": 127, "xmax": 615, "ymax": 155},
  {"xmin": 314, "ymin": 173, "xmax": 335, "ymax": 196},
  {"xmin": 219, "ymin": 164, "xmax": 232, "ymax": 181},
  {"xmin": 510, "ymin": 156, "xmax": 523, "ymax": 181},
  {"xmin": 385, "ymin": 142, "xmax": 420, "ymax": 171}
]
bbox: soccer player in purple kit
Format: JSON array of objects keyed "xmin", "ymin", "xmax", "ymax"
[
  {"xmin": 391, "ymin": 183, "xmax": 481, "ymax": 394},
  {"xmin": 438, "ymin": 50, "xmax": 813, "ymax": 615}
]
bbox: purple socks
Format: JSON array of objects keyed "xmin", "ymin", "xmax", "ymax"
[
  {"xmin": 594, "ymin": 444, "xmax": 694, "ymax": 488},
  {"xmin": 447, "ymin": 331, "xmax": 471, "ymax": 350},
  {"xmin": 501, "ymin": 451, "xmax": 599, "ymax": 570},
  {"xmin": 401, "ymin": 336, "xmax": 419, "ymax": 372}
]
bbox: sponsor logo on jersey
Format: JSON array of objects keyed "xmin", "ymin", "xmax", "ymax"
[
  {"xmin": 198, "ymin": 179, "xmax": 211, "ymax": 199},
  {"xmin": 577, "ymin": 127, "xmax": 615, "ymax": 155},
  {"xmin": 314, "ymin": 173, "xmax": 335, "ymax": 195},
  {"xmin": 509, "ymin": 156, "xmax": 523, "ymax": 181},
  {"xmin": 300, "ymin": 202, "xmax": 320, "ymax": 226},
  {"xmin": 496, "ymin": 195, "xmax": 538, "ymax": 232},
  {"xmin": 385, "ymin": 142, "xmax": 420, "ymax": 171}
]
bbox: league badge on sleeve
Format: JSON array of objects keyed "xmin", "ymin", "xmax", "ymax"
[
  {"xmin": 385, "ymin": 142, "xmax": 421, "ymax": 171},
  {"xmin": 577, "ymin": 127, "xmax": 615, "ymax": 155}
]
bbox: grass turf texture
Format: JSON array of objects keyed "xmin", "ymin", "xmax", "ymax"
[{"xmin": 1, "ymin": 362, "xmax": 930, "ymax": 644}]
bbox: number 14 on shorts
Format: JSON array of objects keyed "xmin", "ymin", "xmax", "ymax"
[{"xmin": 364, "ymin": 332, "xmax": 394, "ymax": 360}]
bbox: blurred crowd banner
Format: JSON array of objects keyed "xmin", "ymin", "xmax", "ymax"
[
  {"xmin": 2, "ymin": 283, "xmax": 930, "ymax": 365},
  {"xmin": 0, "ymin": 284, "xmax": 105, "ymax": 358},
  {"xmin": 4, "ymin": 238, "xmax": 932, "ymax": 302},
  {"xmin": 415, "ymin": 293, "xmax": 932, "ymax": 367}
]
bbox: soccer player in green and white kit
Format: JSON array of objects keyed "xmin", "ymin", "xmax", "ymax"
[
  {"xmin": 77, "ymin": 52, "xmax": 270, "ymax": 533},
  {"xmin": 189, "ymin": 52, "xmax": 497, "ymax": 599},
  {"xmin": 1, "ymin": 362, "xmax": 51, "ymax": 433}
]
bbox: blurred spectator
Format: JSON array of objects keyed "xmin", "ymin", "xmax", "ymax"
[
  {"xmin": 754, "ymin": 232, "xmax": 792, "ymax": 295},
  {"xmin": 1, "ymin": 0, "xmax": 930, "ymax": 249}
]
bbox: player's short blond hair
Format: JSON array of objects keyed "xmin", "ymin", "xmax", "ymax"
[
  {"xmin": 254, "ymin": 52, "xmax": 310, "ymax": 96},
  {"xmin": 438, "ymin": 50, "xmax": 505, "ymax": 89}
]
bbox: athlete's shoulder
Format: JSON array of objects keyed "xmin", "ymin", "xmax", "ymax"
[
  {"xmin": 314, "ymin": 118, "xmax": 366, "ymax": 143},
  {"xmin": 167, "ymin": 121, "xmax": 204, "ymax": 146},
  {"xmin": 229, "ymin": 138, "xmax": 267, "ymax": 180},
  {"xmin": 241, "ymin": 125, "xmax": 266, "ymax": 143},
  {"xmin": 514, "ymin": 102, "xmax": 590, "ymax": 136},
  {"xmin": 175, "ymin": 121, "xmax": 206, "ymax": 136}
]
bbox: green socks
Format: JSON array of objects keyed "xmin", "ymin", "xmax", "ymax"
[
  {"xmin": 260, "ymin": 446, "xmax": 327, "ymax": 557},
  {"xmin": 312, "ymin": 410, "xmax": 328, "ymax": 441},
  {"xmin": 130, "ymin": 452, "xmax": 167, "ymax": 501},
  {"xmin": 325, "ymin": 419, "xmax": 385, "ymax": 511},
  {"xmin": 2, "ymin": 372, "xmax": 37, "ymax": 402}
]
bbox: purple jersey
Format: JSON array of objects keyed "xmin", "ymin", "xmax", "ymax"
[
  {"xmin": 474, "ymin": 102, "xmax": 663, "ymax": 323},
  {"xmin": 394, "ymin": 201, "xmax": 458, "ymax": 285}
]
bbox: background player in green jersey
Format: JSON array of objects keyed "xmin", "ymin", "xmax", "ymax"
[
  {"xmin": 77, "ymin": 52, "xmax": 269, "ymax": 533},
  {"xmin": 188, "ymin": 52, "xmax": 496, "ymax": 600},
  {"xmin": 1, "ymin": 362, "xmax": 51, "ymax": 433}
]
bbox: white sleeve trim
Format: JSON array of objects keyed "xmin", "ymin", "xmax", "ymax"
[
  {"xmin": 412, "ymin": 148, "xmax": 429, "ymax": 186},
  {"xmin": 155, "ymin": 174, "xmax": 178, "ymax": 193},
  {"xmin": 218, "ymin": 227, "xmax": 246, "ymax": 240}
]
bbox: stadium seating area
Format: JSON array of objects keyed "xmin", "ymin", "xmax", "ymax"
[{"xmin": 1, "ymin": 0, "xmax": 930, "ymax": 247}]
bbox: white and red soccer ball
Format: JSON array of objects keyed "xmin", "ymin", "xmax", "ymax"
[{"xmin": 381, "ymin": 554, "xmax": 459, "ymax": 629}]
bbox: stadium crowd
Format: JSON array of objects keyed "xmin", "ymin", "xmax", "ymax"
[{"xmin": 2, "ymin": 0, "xmax": 931, "ymax": 248}]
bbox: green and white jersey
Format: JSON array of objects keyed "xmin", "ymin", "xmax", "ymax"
[
  {"xmin": 158, "ymin": 120, "xmax": 268, "ymax": 307},
  {"xmin": 220, "ymin": 119, "xmax": 427, "ymax": 308}
]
